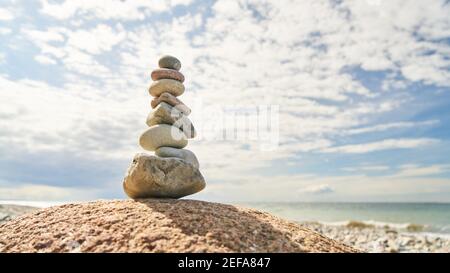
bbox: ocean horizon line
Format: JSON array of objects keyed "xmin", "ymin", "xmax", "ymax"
[{"xmin": 2, "ymin": 199, "xmax": 450, "ymax": 207}]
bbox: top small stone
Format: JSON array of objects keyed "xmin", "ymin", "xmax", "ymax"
[{"xmin": 158, "ymin": 55, "xmax": 181, "ymax": 71}]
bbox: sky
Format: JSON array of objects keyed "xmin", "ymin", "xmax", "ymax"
[{"xmin": 0, "ymin": 0, "xmax": 450, "ymax": 203}]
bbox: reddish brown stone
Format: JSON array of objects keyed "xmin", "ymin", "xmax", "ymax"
[
  {"xmin": 151, "ymin": 68, "xmax": 185, "ymax": 83},
  {"xmin": 151, "ymin": 92, "xmax": 191, "ymax": 115}
]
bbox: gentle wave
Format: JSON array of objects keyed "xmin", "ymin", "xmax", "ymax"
[{"xmin": 323, "ymin": 220, "xmax": 421, "ymax": 229}]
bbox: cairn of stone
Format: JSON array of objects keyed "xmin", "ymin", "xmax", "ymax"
[{"xmin": 123, "ymin": 55, "xmax": 205, "ymax": 199}]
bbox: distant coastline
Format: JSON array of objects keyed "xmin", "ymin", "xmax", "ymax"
[
  {"xmin": 239, "ymin": 202, "xmax": 450, "ymax": 234},
  {"xmin": 0, "ymin": 200, "xmax": 67, "ymax": 208},
  {"xmin": 239, "ymin": 202, "xmax": 450, "ymax": 252}
]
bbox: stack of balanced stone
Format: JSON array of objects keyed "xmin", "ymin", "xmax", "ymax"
[{"xmin": 123, "ymin": 55, "xmax": 205, "ymax": 199}]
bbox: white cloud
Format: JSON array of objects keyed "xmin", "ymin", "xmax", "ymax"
[
  {"xmin": 0, "ymin": 7, "xmax": 14, "ymax": 21},
  {"xmin": 322, "ymin": 138, "xmax": 439, "ymax": 154},
  {"xmin": 1, "ymin": 0, "xmax": 449, "ymax": 201},
  {"xmin": 34, "ymin": 54, "xmax": 57, "ymax": 65},
  {"xmin": 392, "ymin": 164, "xmax": 450, "ymax": 178},
  {"xmin": 0, "ymin": 183, "xmax": 99, "ymax": 201},
  {"xmin": 171, "ymin": 0, "xmax": 194, "ymax": 6},
  {"xmin": 0, "ymin": 76, "xmax": 143, "ymax": 160},
  {"xmin": 0, "ymin": 27, "xmax": 12, "ymax": 35},
  {"xmin": 66, "ymin": 24, "xmax": 125, "ymax": 54},
  {"xmin": 196, "ymin": 166, "xmax": 450, "ymax": 202},
  {"xmin": 22, "ymin": 28, "xmax": 65, "ymax": 42},
  {"xmin": 23, "ymin": 24, "xmax": 127, "ymax": 76},
  {"xmin": 39, "ymin": 0, "xmax": 172, "ymax": 20},
  {"xmin": 345, "ymin": 120, "xmax": 439, "ymax": 135},
  {"xmin": 298, "ymin": 184, "xmax": 334, "ymax": 195},
  {"xmin": 343, "ymin": 165, "xmax": 390, "ymax": 172}
]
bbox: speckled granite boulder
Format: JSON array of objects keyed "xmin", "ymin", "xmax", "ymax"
[{"xmin": 0, "ymin": 199, "xmax": 360, "ymax": 253}]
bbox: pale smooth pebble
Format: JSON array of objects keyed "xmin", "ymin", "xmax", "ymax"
[{"xmin": 139, "ymin": 124, "xmax": 187, "ymax": 151}]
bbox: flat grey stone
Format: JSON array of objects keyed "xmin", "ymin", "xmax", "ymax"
[
  {"xmin": 151, "ymin": 92, "xmax": 191, "ymax": 116},
  {"xmin": 146, "ymin": 102, "xmax": 196, "ymax": 138},
  {"xmin": 149, "ymin": 79, "xmax": 184, "ymax": 97},
  {"xmin": 139, "ymin": 124, "xmax": 187, "ymax": 151}
]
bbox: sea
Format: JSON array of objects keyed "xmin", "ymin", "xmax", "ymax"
[
  {"xmin": 239, "ymin": 202, "xmax": 450, "ymax": 235},
  {"xmin": 2, "ymin": 200, "xmax": 449, "ymax": 235}
]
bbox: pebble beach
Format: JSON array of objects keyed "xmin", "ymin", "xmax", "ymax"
[{"xmin": 302, "ymin": 221, "xmax": 450, "ymax": 253}]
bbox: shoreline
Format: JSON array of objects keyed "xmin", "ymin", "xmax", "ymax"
[
  {"xmin": 301, "ymin": 221, "xmax": 450, "ymax": 253},
  {"xmin": 0, "ymin": 204, "xmax": 38, "ymax": 223}
]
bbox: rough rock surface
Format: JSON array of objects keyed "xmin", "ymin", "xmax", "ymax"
[
  {"xmin": 0, "ymin": 199, "xmax": 358, "ymax": 253},
  {"xmin": 123, "ymin": 153, "xmax": 205, "ymax": 199}
]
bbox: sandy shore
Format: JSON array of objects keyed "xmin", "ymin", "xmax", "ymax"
[{"xmin": 302, "ymin": 221, "xmax": 450, "ymax": 253}]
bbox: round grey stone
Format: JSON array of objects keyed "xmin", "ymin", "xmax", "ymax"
[{"xmin": 158, "ymin": 55, "xmax": 181, "ymax": 71}]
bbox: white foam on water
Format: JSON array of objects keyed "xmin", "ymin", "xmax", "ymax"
[
  {"xmin": 418, "ymin": 232, "xmax": 450, "ymax": 240},
  {"xmin": 363, "ymin": 220, "xmax": 421, "ymax": 229},
  {"xmin": 321, "ymin": 219, "xmax": 427, "ymax": 230},
  {"xmin": 318, "ymin": 219, "xmax": 450, "ymax": 236}
]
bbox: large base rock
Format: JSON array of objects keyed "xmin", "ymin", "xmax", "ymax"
[
  {"xmin": 123, "ymin": 153, "xmax": 205, "ymax": 199},
  {"xmin": 0, "ymin": 199, "xmax": 359, "ymax": 253}
]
